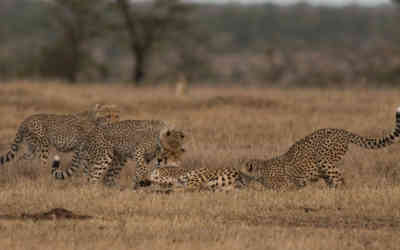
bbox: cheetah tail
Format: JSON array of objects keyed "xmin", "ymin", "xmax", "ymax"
[
  {"xmin": 349, "ymin": 107, "xmax": 400, "ymax": 149},
  {"xmin": 0, "ymin": 131, "xmax": 23, "ymax": 166},
  {"xmin": 51, "ymin": 155, "xmax": 74, "ymax": 180}
]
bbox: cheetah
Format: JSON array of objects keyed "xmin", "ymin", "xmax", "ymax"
[
  {"xmin": 150, "ymin": 166, "xmax": 247, "ymax": 192},
  {"xmin": 0, "ymin": 104, "xmax": 120, "ymax": 170},
  {"xmin": 149, "ymin": 150, "xmax": 246, "ymax": 192},
  {"xmin": 51, "ymin": 120, "xmax": 185, "ymax": 188},
  {"xmin": 239, "ymin": 107, "xmax": 400, "ymax": 190}
]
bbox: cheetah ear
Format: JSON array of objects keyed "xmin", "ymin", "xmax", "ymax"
[{"xmin": 159, "ymin": 128, "xmax": 170, "ymax": 140}]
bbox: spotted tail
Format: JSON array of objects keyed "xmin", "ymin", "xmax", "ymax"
[
  {"xmin": 0, "ymin": 130, "xmax": 23, "ymax": 166},
  {"xmin": 51, "ymin": 152, "xmax": 85, "ymax": 180},
  {"xmin": 349, "ymin": 107, "xmax": 400, "ymax": 149}
]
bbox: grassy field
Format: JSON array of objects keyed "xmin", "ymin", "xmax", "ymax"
[{"xmin": 0, "ymin": 81, "xmax": 400, "ymax": 250}]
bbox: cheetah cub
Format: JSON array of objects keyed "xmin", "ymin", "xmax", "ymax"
[
  {"xmin": 51, "ymin": 120, "xmax": 186, "ymax": 188},
  {"xmin": 149, "ymin": 151, "xmax": 247, "ymax": 192},
  {"xmin": 0, "ymin": 104, "xmax": 119, "ymax": 170},
  {"xmin": 239, "ymin": 107, "xmax": 400, "ymax": 190}
]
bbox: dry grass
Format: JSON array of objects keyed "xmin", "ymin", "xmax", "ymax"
[{"xmin": 1, "ymin": 81, "xmax": 400, "ymax": 250}]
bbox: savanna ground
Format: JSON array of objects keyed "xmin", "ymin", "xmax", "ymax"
[{"xmin": 0, "ymin": 81, "xmax": 400, "ymax": 250}]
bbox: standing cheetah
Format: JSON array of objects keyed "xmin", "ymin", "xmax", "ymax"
[
  {"xmin": 239, "ymin": 107, "xmax": 400, "ymax": 190},
  {"xmin": 0, "ymin": 104, "xmax": 120, "ymax": 170},
  {"xmin": 51, "ymin": 120, "xmax": 185, "ymax": 188}
]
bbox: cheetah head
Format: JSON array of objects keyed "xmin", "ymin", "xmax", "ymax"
[
  {"xmin": 159, "ymin": 129, "xmax": 185, "ymax": 151},
  {"xmin": 157, "ymin": 147, "xmax": 186, "ymax": 167},
  {"xmin": 158, "ymin": 128, "xmax": 186, "ymax": 165},
  {"xmin": 238, "ymin": 160, "xmax": 259, "ymax": 178},
  {"xmin": 93, "ymin": 103, "xmax": 121, "ymax": 125}
]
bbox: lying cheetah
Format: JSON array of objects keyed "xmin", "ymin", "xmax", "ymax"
[
  {"xmin": 150, "ymin": 166, "xmax": 247, "ymax": 192},
  {"xmin": 0, "ymin": 104, "xmax": 120, "ymax": 170},
  {"xmin": 51, "ymin": 120, "xmax": 185, "ymax": 188},
  {"xmin": 149, "ymin": 151, "xmax": 246, "ymax": 192},
  {"xmin": 239, "ymin": 107, "xmax": 400, "ymax": 190}
]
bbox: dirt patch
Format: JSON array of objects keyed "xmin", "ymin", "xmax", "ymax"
[{"xmin": 0, "ymin": 208, "xmax": 92, "ymax": 221}]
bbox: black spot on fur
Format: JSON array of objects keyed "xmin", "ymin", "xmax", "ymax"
[
  {"xmin": 52, "ymin": 160, "xmax": 60, "ymax": 169},
  {"xmin": 6, "ymin": 152, "xmax": 14, "ymax": 162},
  {"xmin": 139, "ymin": 179, "xmax": 152, "ymax": 187},
  {"xmin": 15, "ymin": 135, "xmax": 23, "ymax": 144}
]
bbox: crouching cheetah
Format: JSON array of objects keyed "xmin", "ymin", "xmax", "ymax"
[
  {"xmin": 51, "ymin": 120, "xmax": 185, "ymax": 188},
  {"xmin": 239, "ymin": 107, "xmax": 400, "ymax": 190},
  {"xmin": 0, "ymin": 104, "xmax": 120, "ymax": 170}
]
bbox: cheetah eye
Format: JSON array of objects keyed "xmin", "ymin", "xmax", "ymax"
[
  {"xmin": 180, "ymin": 134, "xmax": 185, "ymax": 139},
  {"xmin": 166, "ymin": 131, "xmax": 171, "ymax": 136}
]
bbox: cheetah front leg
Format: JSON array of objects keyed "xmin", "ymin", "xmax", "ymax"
[
  {"xmin": 132, "ymin": 149, "xmax": 152, "ymax": 190},
  {"xmin": 39, "ymin": 138, "xmax": 50, "ymax": 168},
  {"xmin": 21, "ymin": 136, "xmax": 40, "ymax": 160},
  {"xmin": 88, "ymin": 154, "xmax": 113, "ymax": 185},
  {"xmin": 103, "ymin": 156, "xmax": 127, "ymax": 186}
]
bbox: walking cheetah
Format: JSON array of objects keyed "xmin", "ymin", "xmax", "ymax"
[
  {"xmin": 51, "ymin": 120, "xmax": 185, "ymax": 188},
  {"xmin": 239, "ymin": 107, "xmax": 400, "ymax": 190},
  {"xmin": 0, "ymin": 104, "xmax": 120, "ymax": 170}
]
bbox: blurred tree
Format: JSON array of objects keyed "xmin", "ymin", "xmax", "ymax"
[
  {"xmin": 114, "ymin": 0, "xmax": 192, "ymax": 85},
  {"xmin": 40, "ymin": 0, "xmax": 108, "ymax": 83}
]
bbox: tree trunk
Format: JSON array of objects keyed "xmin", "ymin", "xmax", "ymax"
[
  {"xmin": 133, "ymin": 50, "xmax": 145, "ymax": 84},
  {"xmin": 66, "ymin": 37, "xmax": 80, "ymax": 83}
]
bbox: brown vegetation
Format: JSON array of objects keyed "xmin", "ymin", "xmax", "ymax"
[{"xmin": 0, "ymin": 82, "xmax": 400, "ymax": 249}]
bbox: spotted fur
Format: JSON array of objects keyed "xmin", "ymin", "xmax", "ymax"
[
  {"xmin": 0, "ymin": 104, "xmax": 120, "ymax": 169},
  {"xmin": 239, "ymin": 107, "xmax": 400, "ymax": 190},
  {"xmin": 51, "ymin": 120, "xmax": 185, "ymax": 188},
  {"xmin": 150, "ymin": 166, "xmax": 246, "ymax": 192},
  {"xmin": 149, "ymin": 154, "xmax": 246, "ymax": 192}
]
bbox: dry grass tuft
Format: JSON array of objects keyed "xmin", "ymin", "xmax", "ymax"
[{"xmin": 0, "ymin": 81, "xmax": 400, "ymax": 249}]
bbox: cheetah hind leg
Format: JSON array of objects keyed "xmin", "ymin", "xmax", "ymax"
[
  {"xmin": 88, "ymin": 159, "xmax": 112, "ymax": 185},
  {"xmin": 20, "ymin": 137, "xmax": 40, "ymax": 160},
  {"xmin": 39, "ymin": 138, "xmax": 50, "ymax": 168},
  {"xmin": 318, "ymin": 161, "xmax": 345, "ymax": 188},
  {"xmin": 132, "ymin": 151, "xmax": 152, "ymax": 190},
  {"xmin": 103, "ymin": 157, "xmax": 126, "ymax": 187},
  {"xmin": 182, "ymin": 180, "xmax": 208, "ymax": 192}
]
